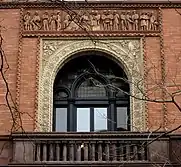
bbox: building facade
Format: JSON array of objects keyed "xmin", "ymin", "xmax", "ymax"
[{"xmin": 0, "ymin": 0, "xmax": 181, "ymax": 166}]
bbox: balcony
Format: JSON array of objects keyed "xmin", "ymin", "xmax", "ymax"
[{"xmin": 9, "ymin": 132, "xmax": 181, "ymax": 167}]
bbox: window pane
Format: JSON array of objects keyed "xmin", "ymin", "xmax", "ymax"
[
  {"xmin": 117, "ymin": 107, "xmax": 128, "ymax": 131},
  {"xmin": 55, "ymin": 108, "xmax": 67, "ymax": 132},
  {"xmin": 77, "ymin": 78, "xmax": 107, "ymax": 98},
  {"xmin": 77, "ymin": 108, "xmax": 90, "ymax": 132},
  {"xmin": 94, "ymin": 108, "xmax": 107, "ymax": 132}
]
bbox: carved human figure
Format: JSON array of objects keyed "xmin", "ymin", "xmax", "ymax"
[
  {"xmin": 102, "ymin": 10, "xmax": 113, "ymax": 31},
  {"xmin": 80, "ymin": 12, "xmax": 90, "ymax": 30},
  {"xmin": 24, "ymin": 11, "xmax": 32, "ymax": 31},
  {"xmin": 149, "ymin": 12, "xmax": 158, "ymax": 30},
  {"xmin": 132, "ymin": 10, "xmax": 139, "ymax": 30},
  {"xmin": 31, "ymin": 11, "xmax": 41, "ymax": 31},
  {"xmin": 63, "ymin": 14, "xmax": 70, "ymax": 29},
  {"xmin": 50, "ymin": 13, "xmax": 57, "ymax": 31},
  {"xmin": 63, "ymin": 14, "xmax": 79, "ymax": 31},
  {"xmin": 57, "ymin": 11, "xmax": 61, "ymax": 31},
  {"xmin": 125, "ymin": 11, "xmax": 133, "ymax": 30},
  {"xmin": 120, "ymin": 12, "xmax": 126, "ymax": 30},
  {"xmin": 140, "ymin": 12, "xmax": 149, "ymax": 31},
  {"xmin": 90, "ymin": 10, "xmax": 97, "ymax": 30},
  {"xmin": 145, "ymin": 13, "xmax": 150, "ymax": 30},
  {"xmin": 42, "ymin": 12, "xmax": 49, "ymax": 31},
  {"xmin": 90, "ymin": 10, "xmax": 101, "ymax": 31},
  {"xmin": 113, "ymin": 10, "xmax": 120, "ymax": 30},
  {"xmin": 95, "ymin": 11, "xmax": 101, "ymax": 27}
]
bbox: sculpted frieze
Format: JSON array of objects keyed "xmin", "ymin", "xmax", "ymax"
[{"xmin": 23, "ymin": 9, "xmax": 159, "ymax": 35}]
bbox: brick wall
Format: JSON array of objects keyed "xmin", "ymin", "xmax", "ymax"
[
  {"xmin": 0, "ymin": 8, "xmax": 181, "ymax": 135},
  {"xmin": 0, "ymin": 9, "xmax": 20, "ymax": 134},
  {"xmin": 163, "ymin": 9, "xmax": 181, "ymax": 131}
]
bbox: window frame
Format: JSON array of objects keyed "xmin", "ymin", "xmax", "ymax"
[
  {"xmin": 53, "ymin": 56, "xmax": 130, "ymax": 132},
  {"xmin": 53, "ymin": 98, "xmax": 130, "ymax": 132}
]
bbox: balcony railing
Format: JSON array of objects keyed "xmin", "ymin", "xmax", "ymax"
[{"xmin": 10, "ymin": 132, "xmax": 181, "ymax": 166}]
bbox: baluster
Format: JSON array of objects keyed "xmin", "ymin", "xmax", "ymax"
[
  {"xmin": 91, "ymin": 142, "xmax": 95, "ymax": 161},
  {"xmin": 56, "ymin": 142, "xmax": 60, "ymax": 161},
  {"xmin": 112, "ymin": 142, "xmax": 117, "ymax": 161},
  {"xmin": 63, "ymin": 143, "xmax": 67, "ymax": 161},
  {"xmin": 105, "ymin": 142, "xmax": 110, "ymax": 161},
  {"xmin": 36, "ymin": 143, "xmax": 41, "ymax": 161},
  {"xmin": 69, "ymin": 141, "xmax": 74, "ymax": 161},
  {"xmin": 76, "ymin": 143, "xmax": 81, "ymax": 161},
  {"xmin": 133, "ymin": 144, "xmax": 138, "ymax": 160},
  {"xmin": 119, "ymin": 142, "xmax": 124, "ymax": 161},
  {"xmin": 49, "ymin": 143, "xmax": 54, "ymax": 161},
  {"xmin": 126, "ymin": 143, "xmax": 131, "ymax": 161},
  {"xmin": 43, "ymin": 142, "xmax": 47, "ymax": 161},
  {"xmin": 140, "ymin": 144, "xmax": 146, "ymax": 160},
  {"xmin": 84, "ymin": 143, "xmax": 88, "ymax": 161},
  {"xmin": 98, "ymin": 142, "xmax": 102, "ymax": 161}
]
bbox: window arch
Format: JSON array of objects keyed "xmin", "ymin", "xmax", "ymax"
[{"xmin": 53, "ymin": 52, "xmax": 130, "ymax": 132}]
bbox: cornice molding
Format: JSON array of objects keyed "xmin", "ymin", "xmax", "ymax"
[{"xmin": 0, "ymin": 2, "xmax": 181, "ymax": 9}]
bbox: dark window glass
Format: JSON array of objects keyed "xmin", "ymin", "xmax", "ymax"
[
  {"xmin": 77, "ymin": 78, "xmax": 107, "ymax": 98},
  {"xmin": 55, "ymin": 108, "xmax": 67, "ymax": 132},
  {"xmin": 117, "ymin": 107, "xmax": 128, "ymax": 131},
  {"xmin": 94, "ymin": 108, "xmax": 107, "ymax": 132},
  {"xmin": 77, "ymin": 108, "xmax": 90, "ymax": 132},
  {"xmin": 53, "ymin": 54, "xmax": 130, "ymax": 132}
]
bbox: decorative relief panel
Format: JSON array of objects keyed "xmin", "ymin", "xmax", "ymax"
[
  {"xmin": 23, "ymin": 9, "xmax": 159, "ymax": 36},
  {"xmin": 38, "ymin": 38, "xmax": 145, "ymax": 132}
]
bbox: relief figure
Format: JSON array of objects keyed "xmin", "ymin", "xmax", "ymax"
[
  {"xmin": 125, "ymin": 11, "xmax": 134, "ymax": 30},
  {"xmin": 80, "ymin": 12, "xmax": 90, "ymax": 30},
  {"xmin": 140, "ymin": 12, "xmax": 148, "ymax": 31},
  {"xmin": 24, "ymin": 11, "xmax": 32, "ymax": 31},
  {"xmin": 102, "ymin": 10, "xmax": 113, "ymax": 31},
  {"xmin": 90, "ymin": 10, "xmax": 101, "ymax": 31},
  {"xmin": 50, "ymin": 13, "xmax": 57, "ymax": 31},
  {"xmin": 149, "ymin": 12, "xmax": 158, "ymax": 30},
  {"xmin": 120, "ymin": 12, "xmax": 126, "ymax": 30},
  {"xmin": 31, "ymin": 11, "xmax": 41, "ymax": 31},
  {"xmin": 113, "ymin": 10, "xmax": 120, "ymax": 30},
  {"xmin": 132, "ymin": 10, "xmax": 139, "ymax": 30},
  {"xmin": 42, "ymin": 12, "xmax": 49, "ymax": 31},
  {"xmin": 57, "ymin": 11, "xmax": 62, "ymax": 31},
  {"xmin": 63, "ymin": 14, "xmax": 70, "ymax": 29}
]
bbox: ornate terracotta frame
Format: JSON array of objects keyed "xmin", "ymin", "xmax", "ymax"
[{"xmin": 37, "ymin": 38, "xmax": 145, "ymax": 132}]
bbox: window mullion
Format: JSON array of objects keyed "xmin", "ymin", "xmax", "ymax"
[
  {"xmin": 109, "ymin": 99, "xmax": 116, "ymax": 131},
  {"xmin": 69, "ymin": 100, "xmax": 75, "ymax": 132},
  {"xmin": 90, "ymin": 107, "xmax": 94, "ymax": 132}
]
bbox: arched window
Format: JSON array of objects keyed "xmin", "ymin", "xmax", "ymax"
[{"xmin": 53, "ymin": 52, "xmax": 130, "ymax": 132}]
